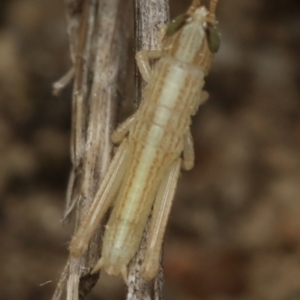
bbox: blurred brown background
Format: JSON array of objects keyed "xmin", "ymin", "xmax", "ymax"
[{"xmin": 1, "ymin": 0, "xmax": 300, "ymax": 299}]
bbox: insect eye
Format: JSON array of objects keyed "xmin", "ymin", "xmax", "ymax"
[
  {"xmin": 165, "ymin": 14, "xmax": 188, "ymax": 37},
  {"xmin": 205, "ymin": 24, "xmax": 220, "ymax": 53}
]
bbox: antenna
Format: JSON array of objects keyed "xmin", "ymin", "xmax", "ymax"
[{"xmin": 209, "ymin": 0, "xmax": 219, "ymax": 15}]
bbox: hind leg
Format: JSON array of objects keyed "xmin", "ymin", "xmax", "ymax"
[
  {"xmin": 70, "ymin": 139, "xmax": 131, "ymax": 257},
  {"xmin": 140, "ymin": 159, "xmax": 181, "ymax": 280}
]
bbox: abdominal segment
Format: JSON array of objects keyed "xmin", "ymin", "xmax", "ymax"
[{"xmin": 99, "ymin": 143, "xmax": 167, "ymax": 275}]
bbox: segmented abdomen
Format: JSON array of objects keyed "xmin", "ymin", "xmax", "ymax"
[
  {"xmin": 130, "ymin": 54, "xmax": 204, "ymax": 157},
  {"xmin": 100, "ymin": 54, "xmax": 205, "ymax": 271}
]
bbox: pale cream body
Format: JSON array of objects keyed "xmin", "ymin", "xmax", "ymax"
[
  {"xmin": 101, "ymin": 55, "xmax": 205, "ymax": 275},
  {"xmin": 70, "ymin": 3, "xmax": 218, "ymax": 282}
]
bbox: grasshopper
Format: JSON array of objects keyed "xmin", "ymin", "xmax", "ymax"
[{"xmin": 70, "ymin": 0, "xmax": 220, "ymax": 282}]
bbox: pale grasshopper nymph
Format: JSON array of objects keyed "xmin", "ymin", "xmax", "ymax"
[{"xmin": 70, "ymin": 0, "xmax": 220, "ymax": 282}]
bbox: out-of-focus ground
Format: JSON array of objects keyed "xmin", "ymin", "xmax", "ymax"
[{"xmin": 1, "ymin": 0, "xmax": 300, "ymax": 299}]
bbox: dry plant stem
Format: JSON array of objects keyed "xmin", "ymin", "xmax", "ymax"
[
  {"xmin": 126, "ymin": 0, "xmax": 169, "ymax": 299},
  {"xmin": 52, "ymin": 0, "xmax": 130, "ymax": 299},
  {"xmin": 63, "ymin": 0, "xmax": 96, "ymax": 224},
  {"xmin": 52, "ymin": 261, "xmax": 70, "ymax": 300},
  {"xmin": 52, "ymin": 67, "xmax": 75, "ymax": 96},
  {"xmin": 71, "ymin": 0, "xmax": 95, "ymax": 168}
]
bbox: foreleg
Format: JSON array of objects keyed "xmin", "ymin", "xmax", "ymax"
[
  {"xmin": 191, "ymin": 90, "xmax": 209, "ymax": 116},
  {"xmin": 135, "ymin": 50, "xmax": 162, "ymax": 83},
  {"xmin": 135, "ymin": 24, "xmax": 167, "ymax": 83}
]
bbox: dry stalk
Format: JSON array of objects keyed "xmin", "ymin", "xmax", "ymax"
[
  {"xmin": 52, "ymin": 0, "xmax": 129, "ymax": 299},
  {"xmin": 52, "ymin": 0, "xmax": 169, "ymax": 299}
]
